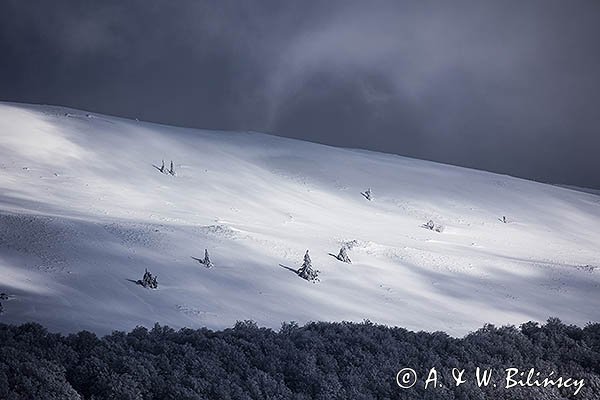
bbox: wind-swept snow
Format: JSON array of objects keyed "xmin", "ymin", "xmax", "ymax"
[{"xmin": 0, "ymin": 102, "xmax": 599, "ymax": 335}]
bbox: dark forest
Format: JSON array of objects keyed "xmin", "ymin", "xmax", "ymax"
[{"xmin": 1, "ymin": 318, "xmax": 599, "ymax": 399}]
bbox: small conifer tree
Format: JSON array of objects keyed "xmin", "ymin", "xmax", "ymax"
[
  {"xmin": 336, "ymin": 246, "xmax": 351, "ymax": 263},
  {"xmin": 297, "ymin": 250, "xmax": 319, "ymax": 281},
  {"xmin": 202, "ymin": 249, "xmax": 214, "ymax": 268}
]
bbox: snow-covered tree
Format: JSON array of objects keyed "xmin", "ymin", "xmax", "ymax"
[
  {"xmin": 139, "ymin": 268, "xmax": 158, "ymax": 289},
  {"xmin": 159, "ymin": 159, "xmax": 165, "ymax": 173},
  {"xmin": 502, "ymin": 216, "xmax": 507, "ymax": 224},
  {"xmin": 142, "ymin": 269, "xmax": 150, "ymax": 285},
  {"xmin": 361, "ymin": 188, "xmax": 373, "ymax": 201},
  {"xmin": 169, "ymin": 160, "xmax": 175, "ymax": 176},
  {"xmin": 336, "ymin": 246, "xmax": 351, "ymax": 263},
  {"xmin": 297, "ymin": 250, "xmax": 319, "ymax": 281},
  {"xmin": 202, "ymin": 249, "xmax": 214, "ymax": 268},
  {"xmin": 424, "ymin": 220, "xmax": 443, "ymax": 232}
]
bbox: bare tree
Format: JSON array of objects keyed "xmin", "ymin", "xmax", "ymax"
[
  {"xmin": 361, "ymin": 188, "xmax": 373, "ymax": 201},
  {"xmin": 193, "ymin": 249, "xmax": 214, "ymax": 268}
]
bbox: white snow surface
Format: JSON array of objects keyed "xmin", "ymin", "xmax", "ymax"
[{"xmin": 0, "ymin": 102, "xmax": 599, "ymax": 336}]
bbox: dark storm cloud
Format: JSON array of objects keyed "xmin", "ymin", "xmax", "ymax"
[{"xmin": 1, "ymin": 0, "xmax": 600, "ymax": 188}]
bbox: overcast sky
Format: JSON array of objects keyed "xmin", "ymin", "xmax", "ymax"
[{"xmin": 1, "ymin": 0, "xmax": 599, "ymax": 188}]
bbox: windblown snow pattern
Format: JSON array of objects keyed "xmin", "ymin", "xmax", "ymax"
[{"xmin": 0, "ymin": 102, "xmax": 598, "ymax": 335}]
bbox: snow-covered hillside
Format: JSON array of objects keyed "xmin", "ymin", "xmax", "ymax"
[{"xmin": 0, "ymin": 102, "xmax": 599, "ymax": 336}]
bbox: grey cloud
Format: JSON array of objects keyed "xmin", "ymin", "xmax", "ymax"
[{"xmin": 1, "ymin": 0, "xmax": 599, "ymax": 188}]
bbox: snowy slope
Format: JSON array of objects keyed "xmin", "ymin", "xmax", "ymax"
[{"xmin": 0, "ymin": 102, "xmax": 599, "ymax": 336}]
